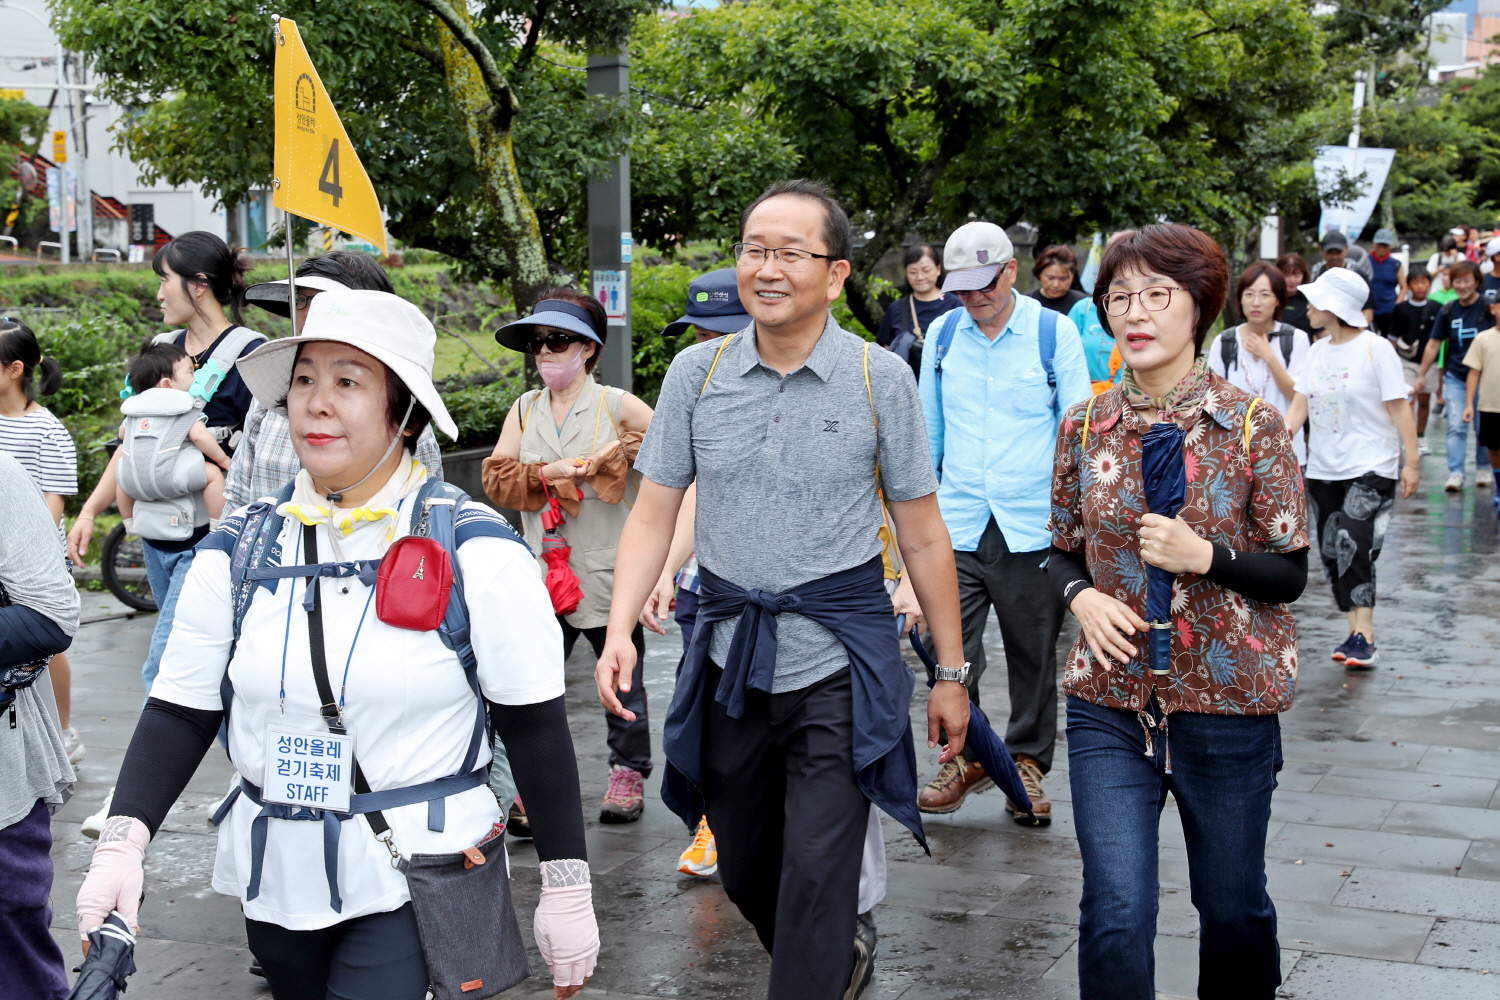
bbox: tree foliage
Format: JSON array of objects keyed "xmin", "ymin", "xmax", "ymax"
[{"xmin": 52, "ymin": 0, "xmax": 655, "ymax": 296}]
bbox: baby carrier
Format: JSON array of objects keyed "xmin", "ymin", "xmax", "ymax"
[{"xmin": 117, "ymin": 328, "xmax": 264, "ymax": 541}]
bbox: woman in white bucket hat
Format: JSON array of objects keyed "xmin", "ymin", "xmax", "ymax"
[
  {"xmin": 75, "ymin": 289, "xmax": 600, "ymax": 1000},
  {"xmin": 1285, "ymin": 267, "xmax": 1419, "ymax": 670}
]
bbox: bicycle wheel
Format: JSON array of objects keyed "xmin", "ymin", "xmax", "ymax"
[{"xmin": 101, "ymin": 523, "xmax": 157, "ymax": 611}]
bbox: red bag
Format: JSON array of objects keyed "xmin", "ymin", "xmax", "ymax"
[
  {"xmin": 540, "ymin": 477, "xmax": 584, "ymax": 616},
  {"xmin": 376, "ymin": 535, "xmax": 454, "ymax": 631}
]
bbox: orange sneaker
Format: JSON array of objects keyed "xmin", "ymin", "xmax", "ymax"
[{"xmin": 677, "ymin": 816, "xmax": 718, "ymax": 877}]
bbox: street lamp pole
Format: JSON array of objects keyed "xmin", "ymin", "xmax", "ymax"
[{"xmin": 586, "ymin": 48, "xmax": 632, "ymax": 391}]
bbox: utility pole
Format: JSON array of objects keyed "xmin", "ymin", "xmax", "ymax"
[
  {"xmin": 586, "ymin": 48, "xmax": 632, "ymax": 391},
  {"xmin": 1348, "ymin": 69, "xmax": 1366, "ymax": 149}
]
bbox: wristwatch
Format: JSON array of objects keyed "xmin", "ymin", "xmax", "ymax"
[{"xmin": 934, "ymin": 662, "xmax": 972, "ymax": 685}]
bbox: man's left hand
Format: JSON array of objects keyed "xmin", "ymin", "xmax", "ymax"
[
  {"xmin": 927, "ymin": 681, "xmax": 969, "ymax": 763},
  {"xmin": 1138, "ymin": 513, "xmax": 1213, "ymax": 575}
]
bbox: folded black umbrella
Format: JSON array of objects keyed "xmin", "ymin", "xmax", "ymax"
[
  {"xmin": 1140, "ymin": 422, "xmax": 1188, "ymax": 677},
  {"xmin": 69, "ymin": 911, "xmax": 137, "ymax": 999},
  {"xmin": 904, "ymin": 623, "xmax": 1032, "ymax": 815}
]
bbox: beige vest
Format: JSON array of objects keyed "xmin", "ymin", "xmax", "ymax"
[{"xmin": 516, "ymin": 377, "xmax": 637, "ymax": 629}]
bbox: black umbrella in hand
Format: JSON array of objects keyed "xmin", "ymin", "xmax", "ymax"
[
  {"xmin": 904, "ymin": 622, "xmax": 1032, "ymax": 815},
  {"xmin": 1140, "ymin": 422, "xmax": 1188, "ymax": 677},
  {"xmin": 69, "ymin": 911, "xmax": 137, "ymax": 999}
]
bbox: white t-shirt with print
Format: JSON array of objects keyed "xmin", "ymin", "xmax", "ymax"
[
  {"xmin": 150, "ymin": 473, "xmax": 563, "ymax": 931},
  {"xmin": 1207, "ymin": 324, "xmax": 1311, "ymax": 466},
  {"xmin": 1295, "ymin": 331, "xmax": 1409, "ymax": 482}
]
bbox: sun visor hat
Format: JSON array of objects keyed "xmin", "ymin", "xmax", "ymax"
[
  {"xmin": 495, "ymin": 298, "xmax": 605, "ymax": 353},
  {"xmin": 243, "ymin": 256, "xmax": 364, "ymax": 317},
  {"xmin": 663, "ymin": 268, "xmax": 751, "ymax": 338},
  {"xmin": 941, "ymin": 222, "xmax": 1014, "ymax": 294},
  {"xmin": 1300, "ymin": 266, "xmax": 1370, "ymax": 329},
  {"xmin": 235, "ymin": 289, "xmax": 459, "ymax": 441}
]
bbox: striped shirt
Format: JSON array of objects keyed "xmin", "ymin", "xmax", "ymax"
[{"xmin": 0, "ymin": 408, "xmax": 78, "ymax": 495}]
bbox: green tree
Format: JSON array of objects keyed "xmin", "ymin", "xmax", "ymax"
[
  {"xmin": 647, "ymin": 0, "xmax": 1324, "ymax": 332},
  {"xmin": 53, "ymin": 1, "xmax": 656, "ymax": 307}
]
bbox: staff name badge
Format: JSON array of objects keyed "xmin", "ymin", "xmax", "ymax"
[{"xmin": 263, "ymin": 724, "xmax": 354, "ymax": 813}]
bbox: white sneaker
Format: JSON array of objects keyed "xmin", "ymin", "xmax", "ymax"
[
  {"xmin": 1445, "ymin": 472, "xmax": 1466, "ymax": 492},
  {"xmin": 62, "ymin": 727, "xmax": 86, "ymax": 765},
  {"xmin": 1418, "ymin": 438, "xmax": 1431, "ymax": 456},
  {"xmin": 80, "ymin": 787, "xmax": 114, "ymax": 840},
  {"xmin": 1477, "ymin": 467, "xmax": 1495, "ymax": 488}
]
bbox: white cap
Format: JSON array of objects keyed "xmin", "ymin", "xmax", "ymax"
[
  {"xmin": 1300, "ymin": 266, "xmax": 1370, "ymax": 330},
  {"xmin": 236, "ymin": 289, "xmax": 458, "ymax": 441},
  {"xmin": 1451, "ymin": 227, "xmax": 1469, "ymax": 237},
  {"xmin": 1487, "ymin": 236, "xmax": 1500, "ymax": 257},
  {"xmin": 940, "ymin": 222, "xmax": 1014, "ymax": 293}
]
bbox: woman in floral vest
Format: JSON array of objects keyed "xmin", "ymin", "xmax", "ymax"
[{"xmin": 1047, "ymin": 225, "xmax": 1310, "ymax": 1000}]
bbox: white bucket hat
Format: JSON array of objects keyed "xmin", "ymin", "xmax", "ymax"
[
  {"xmin": 236, "ymin": 289, "xmax": 458, "ymax": 441},
  {"xmin": 940, "ymin": 221, "xmax": 1015, "ymax": 293},
  {"xmin": 1300, "ymin": 266, "xmax": 1370, "ymax": 330}
]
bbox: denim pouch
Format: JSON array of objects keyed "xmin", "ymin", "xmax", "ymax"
[{"xmin": 398, "ymin": 831, "xmax": 531, "ymax": 998}]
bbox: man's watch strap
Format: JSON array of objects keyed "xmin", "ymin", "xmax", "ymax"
[{"xmin": 934, "ymin": 662, "xmax": 971, "ymax": 685}]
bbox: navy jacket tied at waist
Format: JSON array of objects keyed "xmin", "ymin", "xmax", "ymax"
[{"xmin": 661, "ymin": 555, "xmax": 926, "ymax": 849}]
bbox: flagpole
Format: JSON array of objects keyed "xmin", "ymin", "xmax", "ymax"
[{"xmin": 273, "ymin": 13, "xmax": 297, "ymax": 336}]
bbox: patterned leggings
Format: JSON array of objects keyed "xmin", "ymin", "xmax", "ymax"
[{"xmin": 1306, "ymin": 473, "xmax": 1397, "ymax": 612}]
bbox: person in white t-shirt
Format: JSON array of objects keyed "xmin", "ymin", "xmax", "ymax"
[
  {"xmin": 73, "ymin": 291, "xmax": 600, "ymax": 1000},
  {"xmin": 1208, "ymin": 261, "xmax": 1310, "ymax": 466},
  {"xmin": 1285, "ymin": 268, "xmax": 1419, "ymax": 670}
]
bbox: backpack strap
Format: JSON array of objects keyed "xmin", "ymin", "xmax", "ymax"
[
  {"xmin": 1038, "ymin": 306, "xmax": 1058, "ymax": 390},
  {"xmin": 1219, "ymin": 326, "xmax": 1240, "ymax": 372},
  {"xmin": 930, "ymin": 307, "xmax": 963, "ymax": 379},
  {"xmin": 1273, "ymin": 323, "xmax": 1295, "ymax": 366},
  {"xmin": 191, "ymin": 326, "xmax": 268, "ymax": 405},
  {"xmin": 861, "ymin": 343, "xmax": 903, "ymax": 579},
  {"xmin": 700, "ymin": 333, "xmax": 737, "ymax": 396}
]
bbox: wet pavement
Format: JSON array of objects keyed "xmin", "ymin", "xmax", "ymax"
[{"xmin": 45, "ymin": 418, "xmax": 1500, "ymax": 999}]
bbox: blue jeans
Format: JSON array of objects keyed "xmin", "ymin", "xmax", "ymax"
[
  {"xmin": 140, "ymin": 541, "xmax": 199, "ymax": 696},
  {"xmin": 1067, "ymin": 696, "xmax": 1282, "ymax": 1000},
  {"xmin": 1445, "ymin": 372, "xmax": 1489, "ymax": 477}
]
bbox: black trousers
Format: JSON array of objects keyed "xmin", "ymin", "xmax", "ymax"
[
  {"xmin": 561, "ymin": 619, "xmax": 652, "ymax": 776},
  {"xmin": 701, "ymin": 664, "xmax": 867, "ymax": 1000},
  {"xmin": 246, "ymin": 904, "xmax": 428, "ymax": 1000},
  {"xmin": 1306, "ymin": 474, "xmax": 1396, "ymax": 613},
  {"xmin": 954, "ymin": 517, "xmax": 1066, "ymax": 772}
]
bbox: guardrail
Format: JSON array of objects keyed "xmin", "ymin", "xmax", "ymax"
[
  {"xmin": 0, "ymin": 235, "xmax": 17, "ymax": 255},
  {"xmin": 91, "ymin": 248, "xmax": 122, "ymax": 262},
  {"xmin": 35, "ymin": 241, "xmax": 61, "ymax": 262}
]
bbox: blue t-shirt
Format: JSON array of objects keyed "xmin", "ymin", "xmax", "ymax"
[
  {"xmin": 1431, "ymin": 297, "xmax": 1496, "ymax": 380},
  {"xmin": 1368, "ymin": 253, "xmax": 1401, "ymax": 316},
  {"xmin": 1067, "ymin": 297, "xmax": 1121, "ymax": 384}
]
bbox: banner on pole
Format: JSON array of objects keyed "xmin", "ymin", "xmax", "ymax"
[
  {"xmin": 272, "ymin": 16, "xmax": 388, "ymax": 255},
  {"xmin": 1313, "ymin": 146, "xmax": 1395, "ymax": 241}
]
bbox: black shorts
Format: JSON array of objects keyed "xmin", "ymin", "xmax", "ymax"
[
  {"xmin": 1479, "ymin": 411, "xmax": 1500, "ymax": 450},
  {"xmin": 1373, "ymin": 311, "xmax": 1395, "ymax": 337}
]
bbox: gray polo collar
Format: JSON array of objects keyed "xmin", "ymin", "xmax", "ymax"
[{"xmin": 733, "ymin": 312, "xmax": 845, "ymax": 382}]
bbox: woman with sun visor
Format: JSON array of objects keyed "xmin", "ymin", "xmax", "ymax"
[{"xmin": 483, "ymin": 289, "xmax": 655, "ymax": 830}]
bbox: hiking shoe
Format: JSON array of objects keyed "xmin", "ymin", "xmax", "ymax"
[
  {"xmin": 1477, "ymin": 467, "xmax": 1495, "ymax": 488},
  {"xmin": 63, "ymin": 727, "xmax": 85, "ymax": 765},
  {"xmin": 80, "ymin": 788, "xmax": 113, "ymax": 840},
  {"xmin": 1006, "ymin": 754, "xmax": 1052, "ymax": 827},
  {"xmin": 1418, "ymin": 438, "xmax": 1431, "ymax": 456},
  {"xmin": 1445, "ymin": 472, "xmax": 1465, "ymax": 491},
  {"xmin": 677, "ymin": 817, "xmax": 718, "ymax": 877},
  {"xmin": 1331, "ymin": 632, "xmax": 1357, "ymax": 662},
  {"xmin": 506, "ymin": 796, "xmax": 532, "ymax": 839},
  {"xmin": 844, "ymin": 910, "xmax": 878, "ymax": 1000},
  {"xmin": 600, "ymin": 765, "xmax": 645, "ymax": 823},
  {"xmin": 917, "ymin": 754, "xmax": 993, "ymax": 814},
  {"xmin": 1344, "ymin": 633, "xmax": 1379, "ymax": 669}
]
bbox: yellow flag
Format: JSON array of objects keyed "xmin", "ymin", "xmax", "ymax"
[{"xmin": 273, "ymin": 17, "xmax": 387, "ymax": 255}]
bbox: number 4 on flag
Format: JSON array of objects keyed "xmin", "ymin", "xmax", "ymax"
[{"xmin": 319, "ymin": 139, "xmax": 343, "ymax": 207}]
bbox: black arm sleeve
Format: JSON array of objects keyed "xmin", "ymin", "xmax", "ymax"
[
  {"xmin": 111, "ymin": 698, "xmax": 223, "ymax": 837},
  {"xmin": 1048, "ymin": 546, "xmax": 1094, "ymax": 610},
  {"xmin": 0, "ymin": 603, "xmax": 72, "ymax": 664},
  {"xmin": 1204, "ymin": 544, "xmax": 1308, "ymax": 605},
  {"xmin": 489, "ymin": 696, "xmax": 587, "ymax": 863}
]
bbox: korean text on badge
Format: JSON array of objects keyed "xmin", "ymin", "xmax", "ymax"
[{"xmin": 263, "ymin": 723, "xmax": 355, "ymax": 813}]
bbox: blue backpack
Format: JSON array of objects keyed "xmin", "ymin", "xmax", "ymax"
[
  {"xmin": 931, "ymin": 304, "xmax": 1058, "ymax": 396},
  {"xmin": 203, "ymin": 479, "xmax": 529, "ymax": 912}
]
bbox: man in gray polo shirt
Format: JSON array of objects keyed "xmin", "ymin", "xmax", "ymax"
[{"xmin": 596, "ymin": 180, "xmax": 969, "ymax": 1000}]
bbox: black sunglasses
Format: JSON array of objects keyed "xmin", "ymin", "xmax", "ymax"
[{"xmin": 527, "ymin": 331, "xmax": 588, "ymax": 354}]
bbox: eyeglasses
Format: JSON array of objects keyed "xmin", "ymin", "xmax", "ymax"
[
  {"xmin": 527, "ymin": 332, "xmax": 587, "ymax": 355},
  {"xmin": 295, "ymin": 292, "xmax": 317, "ymax": 310},
  {"xmin": 954, "ymin": 274, "xmax": 1001, "ymax": 299},
  {"xmin": 1241, "ymin": 290, "xmax": 1278, "ymax": 303},
  {"xmin": 1101, "ymin": 285, "xmax": 1184, "ymax": 317},
  {"xmin": 732, "ymin": 243, "xmax": 836, "ymax": 270}
]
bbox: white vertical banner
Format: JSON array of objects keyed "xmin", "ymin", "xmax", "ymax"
[
  {"xmin": 63, "ymin": 167, "xmax": 77, "ymax": 234},
  {"xmin": 46, "ymin": 166, "xmax": 61, "ymax": 233},
  {"xmin": 1314, "ymin": 146, "xmax": 1396, "ymax": 241}
]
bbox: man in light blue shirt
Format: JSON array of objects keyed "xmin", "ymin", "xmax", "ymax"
[{"xmin": 912, "ymin": 221, "xmax": 1092, "ymax": 823}]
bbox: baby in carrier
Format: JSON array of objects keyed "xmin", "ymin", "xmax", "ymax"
[{"xmin": 116, "ymin": 342, "xmax": 232, "ymax": 534}]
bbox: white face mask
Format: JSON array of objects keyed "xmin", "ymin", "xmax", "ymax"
[{"xmin": 537, "ymin": 345, "xmax": 587, "ymax": 391}]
